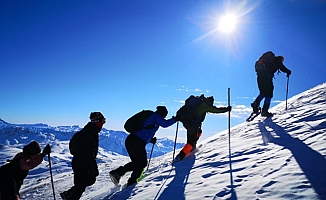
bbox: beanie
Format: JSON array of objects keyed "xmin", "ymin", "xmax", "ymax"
[
  {"xmin": 23, "ymin": 141, "xmax": 41, "ymax": 156},
  {"xmin": 278, "ymin": 56, "xmax": 284, "ymax": 62},
  {"xmin": 207, "ymin": 96, "xmax": 214, "ymax": 105},
  {"xmin": 90, "ymin": 112, "xmax": 105, "ymax": 123},
  {"xmin": 156, "ymin": 106, "xmax": 168, "ymax": 118}
]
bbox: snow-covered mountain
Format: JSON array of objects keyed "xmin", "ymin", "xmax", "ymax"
[
  {"xmin": 0, "ymin": 119, "xmax": 184, "ymax": 159},
  {"xmin": 0, "ymin": 82, "xmax": 325, "ymax": 200}
]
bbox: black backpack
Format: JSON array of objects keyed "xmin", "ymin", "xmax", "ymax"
[
  {"xmin": 124, "ymin": 110, "xmax": 155, "ymax": 133},
  {"xmin": 177, "ymin": 94, "xmax": 205, "ymax": 125},
  {"xmin": 255, "ymin": 51, "xmax": 278, "ymax": 74},
  {"xmin": 69, "ymin": 131, "xmax": 82, "ymax": 155}
]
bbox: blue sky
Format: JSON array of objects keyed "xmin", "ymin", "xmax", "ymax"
[{"xmin": 1, "ymin": 0, "xmax": 325, "ymax": 141}]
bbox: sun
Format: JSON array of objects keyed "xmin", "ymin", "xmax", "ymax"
[{"xmin": 218, "ymin": 13, "xmax": 237, "ymax": 33}]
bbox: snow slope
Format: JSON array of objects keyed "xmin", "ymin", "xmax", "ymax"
[{"xmin": 1, "ymin": 82, "xmax": 325, "ymax": 200}]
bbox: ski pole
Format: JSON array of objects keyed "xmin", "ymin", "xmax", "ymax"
[
  {"xmin": 146, "ymin": 143, "xmax": 154, "ymax": 171},
  {"xmin": 48, "ymin": 153, "xmax": 56, "ymax": 200},
  {"xmin": 285, "ymin": 76, "xmax": 289, "ymax": 110},
  {"xmin": 172, "ymin": 121, "xmax": 179, "ymax": 163},
  {"xmin": 228, "ymin": 88, "xmax": 231, "ymax": 141}
]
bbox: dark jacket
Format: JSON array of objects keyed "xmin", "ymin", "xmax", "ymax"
[
  {"xmin": 0, "ymin": 153, "xmax": 43, "ymax": 198},
  {"xmin": 72, "ymin": 122, "xmax": 100, "ymax": 174},
  {"xmin": 255, "ymin": 56, "xmax": 291, "ymax": 98},
  {"xmin": 257, "ymin": 56, "xmax": 291, "ymax": 77}
]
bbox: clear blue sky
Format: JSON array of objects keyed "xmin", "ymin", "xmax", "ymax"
[{"xmin": 1, "ymin": 0, "xmax": 325, "ymax": 141}]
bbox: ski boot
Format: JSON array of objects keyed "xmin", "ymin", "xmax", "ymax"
[
  {"xmin": 60, "ymin": 187, "xmax": 74, "ymax": 200},
  {"xmin": 251, "ymin": 102, "xmax": 260, "ymax": 113},
  {"xmin": 109, "ymin": 170, "xmax": 121, "ymax": 185},
  {"xmin": 261, "ymin": 110, "xmax": 273, "ymax": 117},
  {"xmin": 173, "ymin": 151, "xmax": 186, "ymax": 163}
]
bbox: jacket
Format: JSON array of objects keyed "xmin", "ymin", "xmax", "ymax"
[
  {"xmin": 256, "ymin": 56, "xmax": 291, "ymax": 77},
  {"xmin": 0, "ymin": 152, "xmax": 43, "ymax": 197},
  {"xmin": 185, "ymin": 99, "xmax": 229, "ymax": 127},
  {"xmin": 134, "ymin": 112, "xmax": 176, "ymax": 144},
  {"xmin": 72, "ymin": 122, "xmax": 100, "ymax": 173}
]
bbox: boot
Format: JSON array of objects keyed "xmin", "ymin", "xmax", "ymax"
[
  {"xmin": 251, "ymin": 102, "xmax": 260, "ymax": 113},
  {"xmin": 173, "ymin": 151, "xmax": 186, "ymax": 163},
  {"xmin": 261, "ymin": 104, "xmax": 273, "ymax": 117},
  {"xmin": 60, "ymin": 187, "xmax": 75, "ymax": 200},
  {"xmin": 261, "ymin": 110, "xmax": 273, "ymax": 117},
  {"xmin": 109, "ymin": 170, "xmax": 121, "ymax": 185}
]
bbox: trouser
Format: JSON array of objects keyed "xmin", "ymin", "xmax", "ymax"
[
  {"xmin": 180, "ymin": 126, "xmax": 202, "ymax": 156},
  {"xmin": 115, "ymin": 134, "xmax": 147, "ymax": 186},
  {"xmin": 0, "ymin": 165, "xmax": 21, "ymax": 200},
  {"xmin": 68, "ymin": 161, "xmax": 96, "ymax": 200},
  {"xmin": 253, "ymin": 94, "xmax": 272, "ymax": 112},
  {"xmin": 0, "ymin": 178, "xmax": 19, "ymax": 200},
  {"xmin": 254, "ymin": 74, "xmax": 274, "ymax": 111},
  {"xmin": 257, "ymin": 74, "xmax": 274, "ymax": 98}
]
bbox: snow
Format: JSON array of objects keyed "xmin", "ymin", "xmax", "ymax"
[{"xmin": 1, "ymin": 82, "xmax": 325, "ymax": 200}]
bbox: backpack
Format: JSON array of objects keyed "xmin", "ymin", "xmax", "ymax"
[
  {"xmin": 255, "ymin": 51, "xmax": 276, "ymax": 73},
  {"xmin": 124, "ymin": 110, "xmax": 154, "ymax": 133},
  {"xmin": 177, "ymin": 94, "xmax": 205, "ymax": 125},
  {"xmin": 69, "ymin": 131, "xmax": 82, "ymax": 155}
]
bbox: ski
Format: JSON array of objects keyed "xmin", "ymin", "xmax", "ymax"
[{"xmin": 246, "ymin": 107, "xmax": 261, "ymax": 122}]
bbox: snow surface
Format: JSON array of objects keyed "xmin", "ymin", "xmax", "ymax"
[{"xmin": 0, "ymin": 82, "xmax": 325, "ymax": 200}]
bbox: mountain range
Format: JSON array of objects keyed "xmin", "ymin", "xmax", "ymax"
[{"xmin": 0, "ymin": 119, "xmax": 184, "ymax": 159}]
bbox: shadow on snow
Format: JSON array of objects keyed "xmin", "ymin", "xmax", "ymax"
[{"xmin": 259, "ymin": 118, "xmax": 326, "ymax": 200}]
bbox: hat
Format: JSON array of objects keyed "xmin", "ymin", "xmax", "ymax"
[
  {"xmin": 278, "ymin": 56, "xmax": 284, "ymax": 62},
  {"xmin": 23, "ymin": 141, "xmax": 41, "ymax": 156},
  {"xmin": 156, "ymin": 106, "xmax": 168, "ymax": 118},
  {"xmin": 90, "ymin": 112, "xmax": 106, "ymax": 123},
  {"xmin": 207, "ymin": 96, "xmax": 214, "ymax": 105}
]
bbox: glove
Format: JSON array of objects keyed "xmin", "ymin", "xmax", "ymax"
[
  {"xmin": 286, "ymin": 70, "xmax": 291, "ymax": 77},
  {"xmin": 150, "ymin": 137, "xmax": 157, "ymax": 144},
  {"xmin": 222, "ymin": 106, "xmax": 232, "ymax": 112},
  {"xmin": 173, "ymin": 115, "xmax": 181, "ymax": 121},
  {"xmin": 42, "ymin": 144, "xmax": 51, "ymax": 156}
]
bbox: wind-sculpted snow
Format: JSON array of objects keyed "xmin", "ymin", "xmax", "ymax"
[{"xmin": 0, "ymin": 82, "xmax": 325, "ymax": 200}]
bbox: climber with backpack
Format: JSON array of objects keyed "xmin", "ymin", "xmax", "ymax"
[
  {"xmin": 60, "ymin": 112, "xmax": 106, "ymax": 200},
  {"xmin": 251, "ymin": 51, "xmax": 291, "ymax": 117},
  {"xmin": 0, "ymin": 141, "xmax": 51, "ymax": 200},
  {"xmin": 109, "ymin": 106, "xmax": 178, "ymax": 187},
  {"xmin": 173, "ymin": 95, "xmax": 231, "ymax": 162}
]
